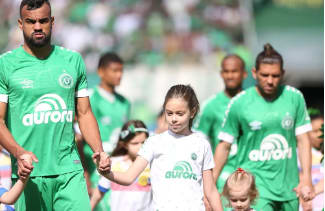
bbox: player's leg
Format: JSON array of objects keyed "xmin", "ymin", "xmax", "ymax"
[
  {"xmin": 53, "ymin": 170, "xmax": 91, "ymax": 211},
  {"xmin": 14, "ymin": 177, "xmax": 53, "ymax": 211}
]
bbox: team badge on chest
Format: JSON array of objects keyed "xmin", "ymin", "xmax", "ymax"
[
  {"xmin": 281, "ymin": 112, "xmax": 294, "ymax": 130},
  {"xmin": 59, "ymin": 71, "xmax": 74, "ymax": 89}
]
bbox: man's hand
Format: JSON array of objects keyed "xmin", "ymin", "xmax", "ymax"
[
  {"xmin": 92, "ymin": 152, "xmax": 111, "ymax": 175},
  {"xmin": 294, "ymin": 183, "xmax": 315, "ymax": 202},
  {"xmin": 16, "ymin": 150, "xmax": 38, "ymax": 180}
]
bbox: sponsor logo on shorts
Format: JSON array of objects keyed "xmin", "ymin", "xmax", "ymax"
[
  {"xmin": 282, "ymin": 112, "xmax": 294, "ymax": 130},
  {"xmin": 165, "ymin": 161, "xmax": 197, "ymax": 180},
  {"xmin": 249, "ymin": 134, "xmax": 292, "ymax": 161},
  {"xmin": 22, "ymin": 94, "xmax": 73, "ymax": 126},
  {"xmin": 59, "ymin": 72, "xmax": 74, "ymax": 89}
]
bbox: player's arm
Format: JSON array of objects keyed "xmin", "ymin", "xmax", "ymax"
[
  {"xmin": 296, "ymin": 132, "xmax": 313, "ymax": 200},
  {"xmin": 0, "ymin": 102, "xmax": 37, "ymax": 179},
  {"xmin": 101, "ymin": 156, "xmax": 148, "ymax": 186},
  {"xmin": 76, "ymin": 97, "xmax": 110, "ymax": 173},
  {"xmin": 203, "ymin": 169, "xmax": 223, "ymax": 211},
  {"xmin": 213, "ymin": 141, "xmax": 231, "ymax": 183}
]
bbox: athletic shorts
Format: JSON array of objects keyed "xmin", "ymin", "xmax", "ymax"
[
  {"xmin": 14, "ymin": 170, "xmax": 90, "ymax": 211},
  {"xmin": 253, "ymin": 197, "xmax": 299, "ymax": 211}
]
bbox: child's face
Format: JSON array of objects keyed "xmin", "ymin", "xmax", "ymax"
[
  {"xmin": 309, "ymin": 117, "xmax": 324, "ymax": 150},
  {"xmin": 126, "ymin": 132, "xmax": 147, "ymax": 160},
  {"xmin": 229, "ymin": 190, "xmax": 251, "ymax": 211},
  {"xmin": 165, "ymin": 98, "xmax": 194, "ymax": 135}
]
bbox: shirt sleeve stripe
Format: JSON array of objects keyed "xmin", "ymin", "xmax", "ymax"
[
  {"xmin": 295, "ymin": 124, "xmax": 312, "ymax": 136},
  {"xmin": 0, "ymin": 94, "xmax": 8, "ymax": 103},
  {"xmin": 218, "ymin": 131, "xmax": 235, "ymax": 144},
  {"xmin": 75, "ymin": 89, "xmax": 89, "ymax": 98}
]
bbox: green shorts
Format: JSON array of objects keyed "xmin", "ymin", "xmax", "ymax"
[
  {"xmin": 14, "ymin": 170, "xmax": 90, "ymax": 211},
  {"xmin": 253, "ymin": 197, "xmax": 299, "ymax": 211}
]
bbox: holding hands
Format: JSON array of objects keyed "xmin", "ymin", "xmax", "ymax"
[
  {"xmin": 16, "ymin": 149, "xmax": 38, "ymax": 180},
  {"xmin": 92, "ymin": 152, "xmax": 111, "ymax": 175},
  {"xmin": 294, "ymin": 183, "xmax": 315, "ymax": 202}
]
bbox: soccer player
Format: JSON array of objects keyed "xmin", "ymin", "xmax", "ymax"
[
  {"xmin": 78, "ymin": 52, "xmax": 130, "ymax": 210},
  {"xmin": 214, "ymin": 43, "xmax": 313, "ymax": 211},
  {"xmin": 194, "ymin": 54, "xmax": 247, "ymax": 191},
  {"xmin": 0, "ymin": 0, "xmax": 110, "ymax": 210}
]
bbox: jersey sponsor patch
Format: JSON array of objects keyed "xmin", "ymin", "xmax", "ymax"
[
  {"xmin": 165, "ymin": 161, "xmax": 197, "ymax": 180},
  {"xmin": 22, "ymin": 94, "xmax": 73, "ymax": 126},
  {"xmin": 249, "ymin": 134, "xmax": 292, "ymax": 161}
]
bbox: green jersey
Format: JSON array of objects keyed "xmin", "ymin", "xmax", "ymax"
[
  {"xmin": 219, "ymin": 85, "xmax": 312, "ymax": 201},
  {"xmin": 195, "ymin": 91, "xmax": 231, "ymax": 151},
  {"xmin": 194, "ymin": 91, "xmax": 238, "ymax": 191},
  {"xmin": 0, "ymin": 46, "xmax": 88, "ymax": 177}
]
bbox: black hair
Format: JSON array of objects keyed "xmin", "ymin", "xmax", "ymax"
[
  {"xmin": 222, "ymin": 54, "xmax": 246, "ymax": 70},
  {"xmin": 255, "ymin": 43, "xmax": 283, "ymax": 71},
  {"xmin": 20, "ymin": 0, "xmax": 51, "ymax": 17},
  {"xmin": 98, "ymin": 52, "xmax": 124, "ymax": 70},
  {"xmin": 111, "ymin": 120, "xmax": 149, "ymax": 157},
  {"xmin": 163, "ymin": 84, "xmax": 200, "ymax": 128}
]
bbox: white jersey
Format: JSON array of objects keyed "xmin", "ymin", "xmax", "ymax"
[
  {"xmin": 98, "ymin": 156, "xmax": 152, "ymax": 211},
  {"xmin": 138, "ymin": 130, "xmax": 215, "ymax": 211}
]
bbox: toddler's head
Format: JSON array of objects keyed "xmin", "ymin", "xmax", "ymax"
[{"xmin": 222, "ymin": 168, "xmax": 258, "ymax": 211}]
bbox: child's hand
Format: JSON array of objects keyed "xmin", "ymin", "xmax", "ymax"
[{"xmin": 92, "ymin": 152, "xmax": 111, "ymax": 175}]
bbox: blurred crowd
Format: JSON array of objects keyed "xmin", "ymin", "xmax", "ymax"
[{"xmin": 0, "ymin": 0, "xmax": 252, "ymax": 72}]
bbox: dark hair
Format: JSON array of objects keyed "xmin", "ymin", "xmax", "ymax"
[
  {"xmin": 20, "ymin": 0, "xmax": 51, "ymax": 17},
  {"xmin": 222, "ymin": 54, "xmax": 246, "ymax": 70},
  {"xmin": 163, "ymin": 84, "xmax": 199, "ymax": 128},
  {"xmin": 111, "ymin": 120, "xmax": 149, "ymax": 157},
  {"xmin": 98, "ymin": 52, "xmax": 124, "ymax": 70},
  {"xmin": 255, "ymin": 43, "xmax": 283, "ymax": 71}
]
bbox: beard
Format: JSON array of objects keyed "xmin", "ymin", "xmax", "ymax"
[{"xmin": 23, "ymin": 30, "xmax": 51, "ymax": 48}]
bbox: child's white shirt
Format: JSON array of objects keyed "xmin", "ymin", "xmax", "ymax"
[{"xmin": 138, "ymin": 130, "xmax": 215, "ymax": 211}]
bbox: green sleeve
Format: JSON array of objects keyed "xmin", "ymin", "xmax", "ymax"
[
  {"xmin": 194, "ymin": 104, "xmax": 214, "ymax": 137},
  {"xmin": 75, "ymin": 53, "xmax": 88, "ymax": 93},
  {"xmin": 0, "ymin": 58, "xmax": 9, "ymax": 96}
]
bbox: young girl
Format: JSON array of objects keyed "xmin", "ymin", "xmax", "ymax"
[
  {"xmin": 0, "ymin": 154, "xmax": 33, "ymax": 209},
  {"xmin": 90, "ymin": 120, "xmax": 151, "ymax": 211},
  {"xmin": 222, "ymin": 168, "xmax": 259, "ymax": 211},
  {"xmin": 94, "ymin": 84, "xmax": 223, "ymax": 211}
]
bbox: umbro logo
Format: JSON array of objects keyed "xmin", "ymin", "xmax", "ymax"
[
  {"xmin": 20, "ymin": 79, "xmax": 34, "ymax": 89},
  {"xmin": 249, "ymin": 121, "xmax": 262, "ymax": 130}
]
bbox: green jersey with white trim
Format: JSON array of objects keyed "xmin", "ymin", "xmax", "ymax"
[
  {"xmin": 0, "ymin": 46, "xmax": 88, "ymax": 177},
  {"xmin": 84, "ymin": 86, "xmax": 130, "ymax": 184},
  {"xmin": 194, "ymin": 91, "xmax": 231, "ymax": 151},
  {"xmin": 219, "ymin": 85, "xmax": 312, "ymax": 201},
  {"xmin": 194, "ymin": 91, "xmax": 237, "ymax": 191}
]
